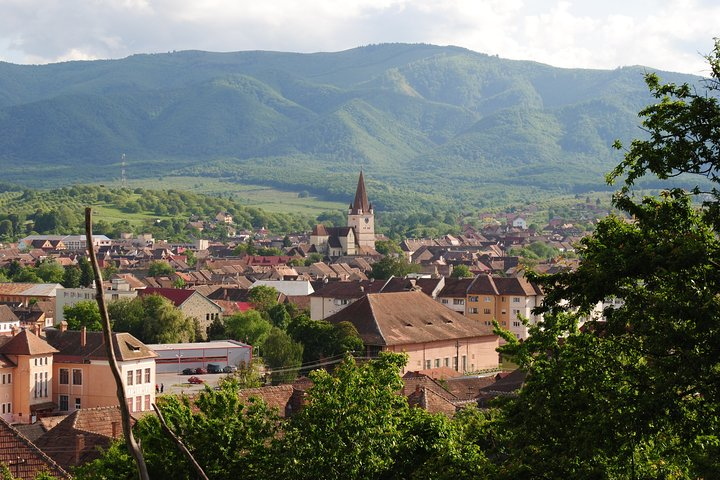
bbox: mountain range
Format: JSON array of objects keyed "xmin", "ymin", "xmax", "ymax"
[{"xmin": 0, "ymin": 43, "xmax": 703, "ymax": 211}]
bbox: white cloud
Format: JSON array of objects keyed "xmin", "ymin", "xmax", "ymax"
[{"xmin": 0, "ymin": 0, "xmax": 716, "ymax": 74}]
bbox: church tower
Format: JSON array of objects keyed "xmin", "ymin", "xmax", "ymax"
[{"xmin": 347, "ymin": 170, "xmax": 375, "ymax": 249}]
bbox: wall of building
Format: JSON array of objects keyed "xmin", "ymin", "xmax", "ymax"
[
  {"xmin": 386, "ymin": 335, "xmax": 499, "ymax": 375},
  {"xmin": 310, "ymin": 297, "xmax": 356, "ymax": 320},
  {"xmin": 151, "ymin": 342, "xmax": 252, "ymax": 374}
]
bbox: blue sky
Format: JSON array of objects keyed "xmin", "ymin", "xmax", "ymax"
[{"xmin": 0, "ymin": 0, "xmax": 717, "ymax": 75}]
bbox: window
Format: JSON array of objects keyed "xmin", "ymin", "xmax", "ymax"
[
  {"xmin": 72, "ymin": 369, "xmax": 82, "ymax": 385},
  {"xmin": 127, "ymin": 370, "xmax": 134, "ymax": 386},
  {"xmin": 501, "ymin": 310, "xmax": 506, "ymax": 315},
  {"xmin": 425, "ymin": 360, "xmax": 431, "ymax": 369},
  {"xmin": 441, "ymin": 299, "xmax": 449, "ymax": 304},
  {"xmin": 484, "ymin": 296, "xmax": 492, "ymax": 302},
  {"xmin": 513, "ymin": 297, "xmax": 521, "ymax": 303},
  {"xmin": 144, "ymin": 395, "xmax": 151, "ymax": 411},
  {"xmin": 513, "ymin": 321, "xmax": 521, "ymax": 327},
  {"xmin": 483, "ymin": 308, "xmax": 491, "ymax": 315},
  {"xmin": 469, "ymin": 307, "xmax": 478, "ymax": 314},
  {"xmin": 34, "ymin": 373, "xmax": 38, "ymax": 398},
  {"xmin": 44, "ymin": 372, "xmax": 48, "ymax": 397},
  {"xmin": 135, "ymin": 396, "xmax": 142, "ymax": 412},
  {"xmin": 462, "ymin": 355, "xmax": 467, "ymax": 371},
  {"xmin": 127, "ymin": 398, "xmax": 133, "ymax": 413},
  {"xmin": 57, "ymin": 367, "xmax": 68, "ymax": 384},
  {"xmin": 453, "ymin": 299, "xmax": 465, "ymax": 305},
  {"xmin": 59, "ymin": 395, "xmax": 68, "ymax": 411},
  {"xmin": 136, "ymin": 369, "xmax": 142, "ymax": 385},
  {"xmin": 453, "ymin": 357, "xmax": 458, "ymax": 369},
  {"xmin": 145, "ymin": 368, "xmax": 151, "ymax": 384},
  {"xmin": 6, "ymin": 374, "xmax": 10, "ymax": 384},
  {"xmin": 434, "ymin": 359, "xmax": 440, "ymax": 368},
  {"xmin": 444, "ymin": 358, "xmax": 449, "ymax": 367},
  {"xmin": 75, "ymin": 398, "xmax": 81, "ymax": 410},
  {"xmin": 6, "ymin": 403, "xmax": 10, "ymax": 414},
  {"xmin": 2, "ymin": 404, "xmax": 4, "ymax": 414},
  {"xmin": 468, "ymin": 296, "xmax": 479, "ymax": 302},
  {"xmin": 501, "ymin": 297, "xmax": 506, "ymax": 302},
  {"xmin": 1, "ymin": 374, "xmax": 4, "ymax": 385}
]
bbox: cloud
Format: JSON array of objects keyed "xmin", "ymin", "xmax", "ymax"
[{"xmin": 0, "ymin": 0, "xmax": 716, "ymax": 74}]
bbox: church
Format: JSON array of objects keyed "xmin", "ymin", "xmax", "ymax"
[{"xmin": 310, "ymin": 171, "xmax": 376, "ymax": 257}]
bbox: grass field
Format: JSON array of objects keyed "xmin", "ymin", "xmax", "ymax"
[{"xmin": 112, "ymin": 176, "xmax": 346, "ymax": 216}]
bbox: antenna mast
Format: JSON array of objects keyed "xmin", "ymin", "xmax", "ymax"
[{"xmin": 120, "ymin": 153, "xmax": 127, "ymax": 187}]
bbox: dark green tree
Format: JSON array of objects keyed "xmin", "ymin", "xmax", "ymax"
[
  {"xmin": 370, "ymin": 255, "xmax": 419, "ymax": 280},
  {"xmin": 147, "ymin": 261, "xmax": 174, "ymax": 277},
  {"xmin": 61, "ymin": 265, "xmax": 82, "ymax": 288},
  {"xmin": 496, "ymin": 40, "xmax": 720, "ymax": 478},
  {"xmin": 247, "ymin": 285, "xmax": 279, "ymax": 313},
  {"xmin": 262, "ymin": 327, "xmax": 303, "ymax": 384},
  {"xmin": 63, "ymin": 300, "xmax": 102, "ymax": 331},
  {"xmin": 450, "ymin": 264, "xmax": 473, "ymax": 278},
  {"xmin": 225, "ymin": 309, "xmax": 272, "ymax": 347}
]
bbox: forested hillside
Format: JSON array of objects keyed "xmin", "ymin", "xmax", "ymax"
[{"xmin": 0, "ymin": 43, "xmax": 705, "ymax": 210}]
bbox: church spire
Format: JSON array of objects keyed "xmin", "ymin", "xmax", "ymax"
[{"xmin": 351, "ymin": 170, "xmax": 371, "ymax": 214}]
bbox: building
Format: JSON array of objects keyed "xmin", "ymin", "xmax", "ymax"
[
  {"xmin": 0, "ymin": 329, "xmax": 58, "ymax": 424},
  {"xmin": 325, "ymin": 291, "xmax": 499, "ymax": 374},
  {"xmin": 0, "ymin": 417, "xmax": 69, "ymax": 479},
  {"xmin": 147, "ymin": 340, "xmax": 252, "ymax": 374},
  {"xmin": 0, "ymin": 283, "xmax": 62, "ymax": 309},
  {"xmin": 45, "ymin": 327, "xmax": 157, "ymax": 415},
  {"xmin": 55, "ymin": 279, "xmax": 137, "ymax": 324},
  {"xmin": 310, "ymin": 171, "xmax": 376, "ymax": 257},
  {"xmin": 138, "ymin": 288, "xmax": 223, "ymax": 339},
  {"xmin": 18, "ymin": 235, "xmax": 112, "ymax": 252}
]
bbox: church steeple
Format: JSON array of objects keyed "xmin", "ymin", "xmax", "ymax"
[
  {"xmin": 347, "ymin": 170, "xmax": 375, "ymax": 250},
  {"xmin": 350, "ymin": 170, "xmax": 371, "ymax": 215}
]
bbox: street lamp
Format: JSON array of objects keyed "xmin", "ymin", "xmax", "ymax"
[{"xmin": 176, "ymin": 353, "xmax": 183, "ymax": 373}]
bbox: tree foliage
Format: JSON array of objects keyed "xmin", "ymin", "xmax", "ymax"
[
  {"xmin": 108, "ymin": 294, "xmax": 196, "ymax": 344},
  {"xmin": 63, "ymin": 300, "xmax": 102, "ymax": 331},
  {"xmin": 495, "ymin": 40, "xmax": 720, "ymax": 478}
]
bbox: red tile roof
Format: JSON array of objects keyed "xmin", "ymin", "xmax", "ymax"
[
  {"xmin": 138, "ymin": 287, "xmax": 196, "ymax": 307},
  {"xmin": 0, "ymin": 329, "xmax": 58, "ymax": 356},
  {"xmin": 0, "ymin": 417, "xmax": 69, "ymax": 479}
]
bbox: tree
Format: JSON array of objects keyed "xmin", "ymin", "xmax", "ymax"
[
  {"xmin": 147, "ymin": 261, "xmax": 174, "ymax": 277},
  {"xmin": 375, "ymin": 239, "xmax": 401, "ymax": 255},
  {"xmin": 262, "ymin": 327, "xmax": 303, "ymax": 384},
  {"xmin": 267, "ymin": 303, "xmax": 291, "ymax": 330},
  {"xmin": 36, "ymin": 259, "xmax": 65, "ymax": 283},
  {"xmin": 62, "ymin": 265, "xmax": 82, "ymax": 288},
  {"xmin": 63, "ymin": 301, "xmax": 102, "ymax": 331},
  {"xmin": 277, "ymin": 353, "xmax": 409, "ymax": 479},
  {"xmin": 451, "ymin": 264, "xmax": 473, "ymax": 278},
  {"xmin": 496, "ymin": 41, "xmax": 720, "ymax": 478},
  {"xmin": 247, "ymin": 285, "xmax": 279, "ymax": 313},
  {"xmin": 225, "ymin": 310, "xmax": 272, "ymax": 347},
  {"xmin": 109, "ymin": 295, "xmax": 196, "ymax": 344},
  {"xmin": 78, "ymin": 257, "xmax": 94, "ymax": 287},
  {"xmin": 304, "ymin": 252, "xmax": 323, "ymax": 266},
  {"xmin": 370, "ymin": 255, "xmax": 419, "ymax": 280},
  {"xmin": 76, "ymin": 380, "xmax": 281, "ymax": 480}
]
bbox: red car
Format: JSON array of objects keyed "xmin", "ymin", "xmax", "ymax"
[{"xmin": 188, "ymin": 376, "xmax": 204, "ymax": 384}]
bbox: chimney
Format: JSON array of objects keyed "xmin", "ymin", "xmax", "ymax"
[
  {"xmin": 75, "ymin": 434, "xmax": 85, "ymax": 465},
  {"xmin": 34, "ymin": 324, "xmax": 41, "ymax": 337},
  {"xmin": 111, "ymin": 421, "xmax": 119, "ymax": 438},
  {"xmin": 10, "ymin": 325, "xmax": 18, "ymax": 336},
  {"xmin": 60, "ymin": 321, "xmax": 68, "ymax": 333},
  {"xmin": 81, "ymin": 326, "xmax": 86, "ymax": 347}
]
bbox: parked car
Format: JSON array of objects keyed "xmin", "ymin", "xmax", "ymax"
[
  {"xmin": 195, "ymin": 367, "xmax": 208, "ymax": 375},
  {"xmin": 223, "ymin": 365, "xmax": 237, "ymax": 374},
  {"xmin": 182, "ymin": 368, "xmax": 195, "ymax": 375},
  {"xmin": 207, "ymin": 364, "xmax": 222, "ymax": 374},
  {"xmin": 188, "ymin": 376, "xmax": 204, "ymax": 384}
]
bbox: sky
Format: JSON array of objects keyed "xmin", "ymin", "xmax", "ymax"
[{"xmin": 0, "ymin": 0, "xmax": 717, "ymax": 75}]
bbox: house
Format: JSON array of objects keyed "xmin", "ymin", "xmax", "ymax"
[
  {"xmin": 34, "ymin": 406, "xmax": 127, "ymax": 472},
  {"xmin": 45, "ymin": 326, "xmax": 157, "ymax": 415},
  {"xmin": 325, "ymin": 291, "xmax": 499, "ymax": 374},
  {"xmin": 0, "ymin": 329, "xmax": 58, "ymax": 424},
  {"xmin": 138, "ymin": 288, "xmax": 223, "ymax": 339},
  {"xmin": 0, "ymin": 305, "xmax": 21, "ymax": 336},
  {"xmin": 0, "ymin": 283, "xmax": 62, "ymax": 308},
  {"xmin": 465, "ymin": 275, "xmax": 543, "ymax": 339},
  {"xmin": 55, "ymin": 281, "xmax": 137, "ymax": 324},
  {"xmin": 18, "ymin": 235, "xmax": 111, "ymax": 252},
  {"xmin": 0, "ymin": 417, "xmax": 69, "ymax": 479}
]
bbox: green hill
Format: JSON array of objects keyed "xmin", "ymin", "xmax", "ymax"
[{"xmin": 0, "ymin": 43, "xmax": 705, "ymax": 211}]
